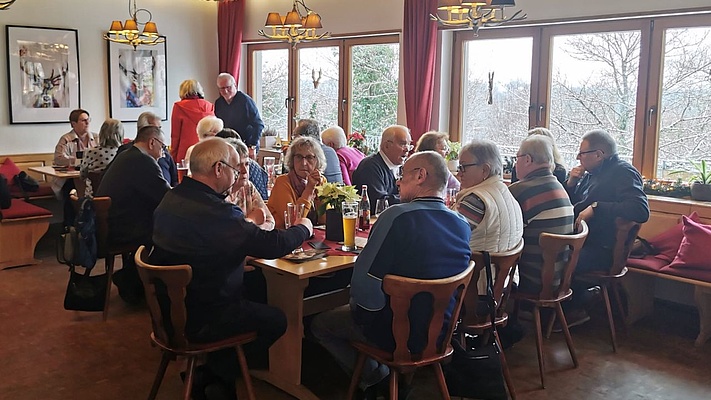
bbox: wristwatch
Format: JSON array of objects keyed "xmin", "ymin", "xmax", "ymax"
[{"xmin": 591, "ymin": 201, "xmax": 598, "ymax": 210}]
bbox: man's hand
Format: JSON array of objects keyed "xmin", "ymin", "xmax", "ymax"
[
  {"xmin": 567, "ymin": 165, "xmax": 586, "ymax": 188},
  {"xmin": 296, "ymin": 217, "xmax": 314, "ymax": 236},
  {"xmin": 576, "ymin": 205, "xmax": 594, "ymax": 227},
  {"xmin": 245, "ymin": 208, "xmax": 266, "ymax": 225}
]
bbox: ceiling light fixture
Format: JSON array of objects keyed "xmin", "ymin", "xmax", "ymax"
[
  {"xmin": 258, "ymin": 0, "xmax": 330, "ymax": 47},
  {"xmin": 430, "ymin": 0, "xmax": 527, "ymax": 35},
  {"xmin": 104, "ymin": 0, "xmax": 165, "ymax": 50},
  {"xmin": 0, "ymin": 0, "xmax": 17, "ymax": 10}
]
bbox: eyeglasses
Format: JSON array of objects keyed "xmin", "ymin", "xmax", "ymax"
[
  {"xmin": 294, "ymin": 154, "xmax": 317, "ymax": 163},
  {"xmin": 152, "ymin": 137, "xmax": 167, "ymax": 151},
  {"xmin": 218, "ymin": 85, "xmax": 234, "ymax": 91},
  {"xmin": 513, "ymin": 153, "xmax": 529, "ymax": 161},
  {"xmin": 388, "ymin": 140, "xmax": 414, "ymax": 151},
  {"xmin": 213, "ymin": 160, "xmax": 241, "ymax": 175},
  {"xmin": 457, "ymin": 162, "xmax": 480, "ymax": 173},
  {"xmin": 576, "ymin": 149, "xmax": 601, "ymax": 158}
]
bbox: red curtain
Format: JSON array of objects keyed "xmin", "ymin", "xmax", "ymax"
[
  {"xmin": 217, "ymin": 0, "xmax": 245, "ymax": 85},
  {"xmin": 402, "ymin": 0, "xmax": 439, "ymax": 143}
]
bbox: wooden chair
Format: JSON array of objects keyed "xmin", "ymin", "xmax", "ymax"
[
  {"xmin": 134, "ymin": 245, "xmax": 257, "ymax": 400},
  {"xmin": 460, "ymin": 240, "xmax": 524, "ymax": 400},
  {"xmin": 580, "ymin": 218, "xmax": 641, "ymax": 352},
  {"xmin": 346, "ymin": 262, "xmax": 475, "ymax": 400},
  {"xmin": 512, "ymin": 221, "xmax": 588, "ymax": 388}
]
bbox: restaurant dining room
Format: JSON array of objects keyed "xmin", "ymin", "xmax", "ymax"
[{"xmin": 2, "ymin": 1, "xmax": 711, "ymax": 399}]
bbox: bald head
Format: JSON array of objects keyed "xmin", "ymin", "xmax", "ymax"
[{"xmin": 399, "ymin": 151, "xmax": 448, "ymax": 202}]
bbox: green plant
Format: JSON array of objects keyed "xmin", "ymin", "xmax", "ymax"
[
  {"xmin": 446, "ymin": 140, "xmax": 461, "ymax": 161},
  {"xmin": 671, "ymin": 160, "xmax": 711, "ymax": 185},
  {"xmin": 315, "ymin": 183, "xmax": 361, "ymax": 216}
]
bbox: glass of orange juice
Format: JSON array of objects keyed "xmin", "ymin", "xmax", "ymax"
[{"xmin": 341, "ymin": 201, "xmax": 359, "ymax": 251}]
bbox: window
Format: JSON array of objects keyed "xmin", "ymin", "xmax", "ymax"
[{"xmin": 252, "ymin": 48, "xmax": 289, "ymax": 139}]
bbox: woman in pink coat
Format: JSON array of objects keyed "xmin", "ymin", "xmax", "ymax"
[
  {"xmin": 321, "ymin": 126, "xmax": 365, "ymax": 186},
  {"xmin": 170, "ymin": 79, "xmax": 214, "ymax": 164}
]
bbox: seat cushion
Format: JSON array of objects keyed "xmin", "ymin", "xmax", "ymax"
[
  {"xmin": 9, "ymin": 182, "xmax": 54, "ymax": 198},
  {"xmin": 666, "ymin": 215, "xmax": 711, "ymax": 271},
  {"xmin": 0, "ymin": 199, "xmax": 52, "ymax": 220},
  {"xmin": 626, "ymin": 256, "xmax": 669, "ymax": 272},
  {"xmin": 647, "ymin": 211, "xmax": 699, "ymax": 262},
  {"xmin": 0, "ymin": 158, "xmax": 21, "ymax": 188},
  {"xmin": 661, "ymin": 265, "xmax": 711, "ymax": 283}
]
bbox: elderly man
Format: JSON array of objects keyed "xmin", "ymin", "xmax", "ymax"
[
  {"xmin": 149, "ymin": 137, "xmax": 312, "ymax": 400},
  {"xmin": 214, "ymin": 73, "xmax": 264, "ymax": 151},
  {"xmin": 508, "ymin": 135, "xmax": 574, "ymax": 295},
  {"xmin": 96, "ymin": 125, "xmax": 171, "ymax": 304},
  {"xmin": 312, "ymin": 151, "xmax": 471, "ymax": 398},
  {"xmin": 564, "ymin": 129, "xmax": 650, "ymax": 325},
  {"xmin": 352, "ymin": 125, "xmax": 412, "ymax": 213},
  {"xmin": 293, "ymin": 119, "xmax": 343, "ymax": 183}
]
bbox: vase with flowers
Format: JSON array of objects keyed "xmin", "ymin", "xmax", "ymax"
[
  {"xmin": 316, "ymin": 182, "xmax": 361, "ymax": 241},
  {"xmin": 348, "ymin": 131, "xmax": 371, "ymax": 156}
]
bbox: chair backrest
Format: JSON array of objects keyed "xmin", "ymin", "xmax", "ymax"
[
  {"xmin": 383, "ymin": 262, "xmax": 475, "ymax": 362},
  {"xmin": 464, "ymin": 239, "xmax": 524, "ymax": 325},
  {"xmin": 610, "ymin": 218, "xmax": 642, "ymax": 275},
  {"xmin": 135, "ymin": 245, "xmax": 193, "ymax": 349},
  {"xmin": 538, "ymin": 220, "xmax": 589, "ymax": 300},
  {"xmin": 69, "ymin": 195, "xmax": 111, "ymax": 258}
]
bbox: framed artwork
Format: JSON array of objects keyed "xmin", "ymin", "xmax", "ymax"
[
  {"xmin": 5, "ymin": 25, "xmax": 80, "ymax": 124},
  {"xmin": 107, "ymin": 38, "xmax": 168, "ymax": 122}
]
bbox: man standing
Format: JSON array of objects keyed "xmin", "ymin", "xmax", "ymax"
[
  {"xmin": 352, "ymin": 125, "xmax": 412, "ymax": 213},
  {"xmin": 96, "ymin": 125, "xmax": 171, "ymax": 303},
  {"xmin": 293, "ymin": 118, "xmax": 343, "ymax": 183},
  {"xmin": 215, "ymin": 73, "xmax": 264, "ymax": 151},
  {"xmin": 312, "ymin": 151, "xmax": 471, "ymax": 397},
  {"xmin": 150, "ymin": 138, "xmax": 312, "ymax": 399},
  {"xmin": 508, "ymin": 135, "xmax": 574, "ymax": 295}
]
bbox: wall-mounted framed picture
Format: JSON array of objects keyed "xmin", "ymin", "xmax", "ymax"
[
  {"xmin": 5, "ymin": 25, "xmax": 80, "ymax": 124},
  {"xmin": 107, "ymin": 38, "xmax": 168, "ymax": 122}
]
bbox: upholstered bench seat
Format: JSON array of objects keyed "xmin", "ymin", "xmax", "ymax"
[
  {"xmin": 9, "ymin": 182, "xmax": 55, "ymax": 200},
  {"xmin": 0, "ymin": 199, "xmax": 52, "ymax": 269}
]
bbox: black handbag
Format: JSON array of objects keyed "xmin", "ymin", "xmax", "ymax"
[
  {"xmin": 444, "ymin": 252, "xmax": 509, "ymax": 400},
  {"xmin": 63, "ymin": 267, "xmax": 108, "ymax": 311},
  {"xmin": 13, "ymin": 171, "xmax": 39, "ymax": 201}
]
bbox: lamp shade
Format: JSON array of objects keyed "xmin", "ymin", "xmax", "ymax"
[
  {"xmin": 484, "ymin": 0, "xmax": 516, "ymax": 7},
  {"xmin": 283, "ymin": 9, "xmax": 303, "ymax": 26},
  {"xmin": 123, "ymin": 19, "xmax": 139, "ymax": 33},
  {"xmin": 265, "ymin": 12, "xmax": 283, "ymax": 26},
  {"xmin": 438, "ymin": 0, "xmax": 463, "ymax": 10},
  {"xmin": 304, "ymin": 13, "xmax": 322, "ymax": 29},
  {"xmin": 143, "ymin": 21, "xmax": 159, "ymax": 36},
  {"xmin": 108, "ymin": 20, "xmax": 123, "ymax": 33}
]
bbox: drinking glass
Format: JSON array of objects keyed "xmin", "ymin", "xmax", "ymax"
[
  {"xmin": 264, "ymin": 157, "xmax": 276, "ymax": 189},
  {"xmin": 285, "ymin": 202, "xmax": 305, "ymax": 253},
  {"xmin": 342, "ymin": 201, "xmax": 359, "ymax": 251},
  {"xmin": 375, "ymin": 199, "xmax": 389, "ymax": 218},
  {"xmin": 447, "ymin": 188, "xmax": 459, "ymax": 208}
]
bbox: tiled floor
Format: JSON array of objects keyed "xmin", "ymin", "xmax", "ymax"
[{"xmin": 1, "ymin": 229, "xmax": 710, "ymax": 399}]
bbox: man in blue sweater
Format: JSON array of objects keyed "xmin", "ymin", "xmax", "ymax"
[{"xmin": 311, "ymin": 151, "xmax": 471, "ymax": 398}]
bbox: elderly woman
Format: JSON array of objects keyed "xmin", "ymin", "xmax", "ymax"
[
  {"xmin": 321, "ymin": 126, "xmax": 365, "ymax": 186},
  {"xmin": 415, "ymin": 131, "xmax": 460, "ymax": 191},
  {"xmin": 224, "ymin": 138, "xmax": 275, "ymax": 231},
  {"xmin": 79, "ymin": 118, "xmax": 124, "ymax": 196},
  {"xmin": 511, "ymin": 127, "xmax": 567, "ymax": 184},
  {"xmin": 267, "ymin": 136, "xmax": 326, "ymax": 229},
  {"xmin": 453, "ymin": 140, "xmax": 523, "ymax": 291},
  {"xmin": 184, "ymin": 116, "xmax": 224, "ymax": 168},
  {"xmin": 170, "ymin": 79, "xmax": 214, "ymax": 164}
]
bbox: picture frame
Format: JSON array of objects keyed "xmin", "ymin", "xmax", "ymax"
[
  {"xmin": 5, "ymin": 25, "xmax": 80, "ymax": 124},
  {"xmin": 107, "ymin": 38, "xmax": 168, "ymax": 122}
]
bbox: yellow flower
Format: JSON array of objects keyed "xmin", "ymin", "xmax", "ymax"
[{"xmin": 316, "ymin": 183, "xmax": 361, "ymax": 215}]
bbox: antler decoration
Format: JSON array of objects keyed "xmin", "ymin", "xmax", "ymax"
[
  {"xmin": 0, "ymin": 0, "xmax": 17, "ymax": 10},
  {"xmin": 312, "ymin": 68, "xmax": 322, "ymax": 89}
]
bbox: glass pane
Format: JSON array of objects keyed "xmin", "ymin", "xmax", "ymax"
[
  {"xmin": 351, "ymin": 42, "xmax": 399, "ymax": 153},
  {"xmin": 657, "ymin": 27, "xmax": 711, "ymax": 179},
  {"xmin": 549, "ymin": 31, "xmax": 641, "ymax": 168},
  {"xmin": 253, "ymin": 48, "xmax": 289, "ymax": 139},
  {"xmin": 461, "ymin": 37, "xmax": 533, "ymax": 160},
  {"xmin": 298, "ymin": 46, "xmax": 340, "ymax": 131}
]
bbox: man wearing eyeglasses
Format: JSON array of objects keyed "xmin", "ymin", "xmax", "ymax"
[
  {"xmin": 215, "ymin": 73, "xmax": 265, "ymax": 153},
  {"xmin": 563, "ymin": 129, "xmax": 649, "ymax": 327},
  {"xmin": 150, "ymin": 137, "xmax": 312, "ymax": 400},
  {"xmin": 96, "ymin": 125, "xmax": 171, "ymax": 304},
  {"xmin": 352, "ymin": 125, "xmax": 412, "ymax": 214}
]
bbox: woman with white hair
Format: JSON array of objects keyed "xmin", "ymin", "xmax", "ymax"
[
  {"xmin": 169, "ymin": 79, "xmax": 214, "ymax": 164},
  {"xmin": 321, "ymin": 126, "xmax": 365, "ymax": 185},
  {"xmin": 184, "ymin": 115, "xmax": 224, "ymax": 168},
  {"xmin": 415, "ymin": 130, "xmax": 460, "ymax": 191},
  {"xmin": 511, "ymin": 127, "xmax": 567, "ymax": 184}
]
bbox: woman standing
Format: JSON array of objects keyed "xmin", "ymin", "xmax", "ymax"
[{"xmin": 169, "ymin": 79, "xmax": 214, "ymax": 164}]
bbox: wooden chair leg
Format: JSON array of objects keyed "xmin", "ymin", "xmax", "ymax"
[
  {"xmin": 235, "ymin": 345, "xmax": 255, "ymax": 400},
  {"xmin": 102, "ymin": 255, "xmax": 115, "ymax": 322},
  {"xmin": 494, "ymin": 332, "xmax": 516, "ymax": 400},
  {"xmin": 147, "ymin": 352, "xmax": 171, "ymax": 400},
  {"xmin": 182, "ymin": 356, "xmax": 198, "ymax": 400},
  {"xmin": 555, "ymin": 303, "xmax": 578, "ymax": 367},
  {"xmin": 601, "ymin": 284, "xmax": 618, "ymax": 353},
  {"xmin": 389, "ymin": 370, "xmax": 399, "ymax": 400},
  {"xmin": 434, "ymin": 363, "xmax": 451, "ymax": 400},
  {"xmin": 346, "ymin": 352, "xmax": 367, "ymax": 400},
  {"xmin": 533, "ymin": 305, "xmax": 546, "ymax": 389},
  {"xmin": 545, "ymin": 307, "xmax": 556, "ymax": 339},
  {"xmin": 611, "ymin": 282, "xmax": 628, "ymax": 333}
]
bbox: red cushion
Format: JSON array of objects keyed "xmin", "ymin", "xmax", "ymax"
[
  {"xmin": 9, "ymin": 182, "xmax": 54, "ymax": 199},
  {"xmin": 647, "ymin": 212, "xmax": 700, "ymax": 262},
  {"xmin": 626, "ymin": 256, "xmax": 669, "ymax": 272},
  {"xmin": 0, "ymin": 199, "xmax": 52, "ymax": 220},
  {"xmin": 661, "ymin": 265, "xmax": 711, "ymax": 283},
  {"xmin": 665, "ymin": 216, "xmax": 711, "ymax": 270},
  {"xmin": 0, "ymin": 158, "xmax": 21, "ymax": 188}
]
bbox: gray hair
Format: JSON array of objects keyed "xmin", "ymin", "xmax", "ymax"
[
  {"xmin": 225, "ymin": 137, "xmax": 248, "ymax": 158},
  {"xmin": 416, "ymin": 131, "xmax": 448, "ymax": 152},
  {"xmin": 98, "ymin": 119, "xmax": 124, "ymax": 148},
  {"xmin": 409, "ymin": 151, "xmax": 449, "ymax": 192},
  {"xmin": 527, "ymin": 127, "xmax": 564, "ymax": 166},
  {"xmin": 285, "ymin": 136, "xmax": 326, "ymax": 173},
  {"xmin": 520, "ymin": 135, "xmax": 554, "ymax": 168},
  {"xmin": 582, "ymin": 129, "xmax": 617, "ymax": 156},
  {"xmin": 137, "ymin": 112, "xmax": 160, "ymax": 129},
  {"xmin": 196, "ymin": 116, "xmax": 224, "ymax": 140},
  {"xmin": 190, "ymin": 137, "xmax": 232, "ymax": 175},
  {"xmin": 321, "ymin": 126, "xmax": 347, "ymax": 149},
  {"xmin": 461, "ymin": 139, "xmax": 503, "ymax": 178},
  {"xmin": 380, "ymin": 125, "xmax": 410, "ymax": 150},
  {"xmin": 293, "ymin": 119, "xmax": 321, "ymax": 140},
  {"xmin": 217, "ymin": 72, "xmax": 236, "ymax": 86}
]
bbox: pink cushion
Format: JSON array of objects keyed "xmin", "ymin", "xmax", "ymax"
[
  {"xmin": 626, "ymin": 256, "xmax": 669, "ymax": 272},
  {"xmin": 647, "ymin": 212, "xmax": 700, "ymax": 262},
  {"xmin": 0, "ymin": 199, "xmax": 52, "ymax": 220},
  {"xmin": 0, "ymin": 158, "xmax": 21, "ymax": 188},
  {"xmin": 666, "ymin": 216, "xmax": 711, "ymax": 270},
  {"xmin": 661, "ymin": 265, "xmax": 711, "ymax": 283}
]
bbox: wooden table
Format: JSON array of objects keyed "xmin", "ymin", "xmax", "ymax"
[
  {"xmin": 249, "ymin": 231, "xmax": 367, "ymax": 400},
  {"xmin": 28, "ymin": 165, "xmax": 80, "ymax": 179}
]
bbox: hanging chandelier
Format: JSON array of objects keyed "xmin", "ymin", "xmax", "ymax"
[
  {"xmin": 0, "ymin": 0, "xmax": 17, "ymax": 10},
  {"xmin": 430, "ymin": 0, "xmax": 527, "ymax": 35},
  {"xmin": 258, "ymin": 0, "xmax": 330, "ymax": 47},
  {"xmin": 104, "ymin": 0, "xmax": 165, "ymax": 50}
]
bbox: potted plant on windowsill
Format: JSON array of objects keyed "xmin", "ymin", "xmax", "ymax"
[
  {"xmin": 316, "ymin": 182, "xmax": 361, "ymax": 241},
  {"xmin": 446, "ymin": 140, "xmax": 461, "ymax": 172},
  {"xmin": 671, "ymin": 160, "xmax": 711, "ymax": 201}
]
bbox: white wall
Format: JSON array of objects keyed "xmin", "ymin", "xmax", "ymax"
[{"xmin": 0, "ymin": 0, "xmax": 218, "ymax": 155}]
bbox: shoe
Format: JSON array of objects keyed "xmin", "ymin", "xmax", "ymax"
[
  {"xmin": 552, "ymin": 309, "xmax": 590, "ymax": 333},
  {"xmin": 583, "ymin": 285, "xmax": 602, "ymax": 305}
]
